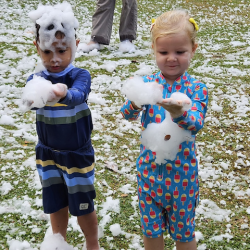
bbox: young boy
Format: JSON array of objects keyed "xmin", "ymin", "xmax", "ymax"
[{"xmin": 27, "ymin": 3, "xmax": 99, "ymax": 249}]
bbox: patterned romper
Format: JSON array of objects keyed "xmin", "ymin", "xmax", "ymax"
[{"xmin": 120, "ymin": 71, "xmax": 208, "ymax": 242}]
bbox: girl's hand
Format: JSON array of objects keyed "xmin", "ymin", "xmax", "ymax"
[
  {"xmin": 131, "ymin": 101, "xmax": 141, "ymax": 110},
  {"xmin": 158, "ymin": 98, "xmax": 191, "ymax": 118}
]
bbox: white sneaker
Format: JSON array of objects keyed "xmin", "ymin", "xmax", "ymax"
[
  {"xmin": 119, "ymin": 40, "xmax": 136, "ymax": 53},
  {"xmin": 78, "ymin": 41, "xmax": 100, "ymax": 53}
]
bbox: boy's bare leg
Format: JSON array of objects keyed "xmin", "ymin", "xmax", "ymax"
[
  {"xmin": 77, "ymin": 210, "xmax": 99, "ymax": 250},
  {"xmin": 50, "ymin": 206, "xmax": 69, "ymax": 240},
  {"xmin": 176, "ymin": 239, "xmax": 197, "ymax": 250},
  {"xmin": 143, "ymin": 234, "xmax": 164, "ymax": 250}
]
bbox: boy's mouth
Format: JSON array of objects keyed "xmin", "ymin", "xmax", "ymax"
[{"xmin": 50, "ymin": 66, "xmax": 60, "ymax": 71}]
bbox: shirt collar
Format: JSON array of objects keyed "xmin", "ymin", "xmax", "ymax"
[
  {"xmin": 43, "ymin": 64, "xmax": 74, "ymax": 78},
  {"xmin": 158, "ymin": 71, "xmax": 188, "ymax": 85}
]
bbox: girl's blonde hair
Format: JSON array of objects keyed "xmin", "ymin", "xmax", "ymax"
[{"xmin": 151, "ymin": 10, "xmax": 197, "ymax": 47}]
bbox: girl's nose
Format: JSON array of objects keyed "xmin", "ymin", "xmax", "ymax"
[{"xmin": 167, "ymin": 53, "xmax": 177, "ymax": 62}]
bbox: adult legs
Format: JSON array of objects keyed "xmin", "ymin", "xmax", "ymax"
[
  {"xmin": 119, "ymin": 0, "xmax": 137, "ymax": 42},
  {"xmin": 50, "ymin": 206, "xmax": 69, "ymax": 240},
  {"xmin": 91, "ymin": 0, "xmax": 116, "ymax": 45},
  {"xmin": 77, "ymin": 210, "xmax": 99, "ymax": 250}
]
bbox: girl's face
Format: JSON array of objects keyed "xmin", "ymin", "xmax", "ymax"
[
  {"xmin": 154, "ymin": 31, "xmax": 197, "ymax": 85},
  {"xmin": 34, "ymin": 40, "xmax": 79, "ymax": 73}
]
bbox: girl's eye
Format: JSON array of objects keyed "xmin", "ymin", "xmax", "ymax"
[
  {"xmin": 177, "ymin": 51, "xmax": 185, "ymax": 54},
  {"xmin": 44, "ymin": 50, "xmax": 51, "ymax": 54},
  {"xmin": 159, "ymin": 51, "xmax": 167, "ymax": 55},
  {"xmin": 59, "ymin": 50, "xmax": 66, "ymax": 54}
]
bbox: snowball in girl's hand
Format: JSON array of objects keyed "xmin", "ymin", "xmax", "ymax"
[
  {"xmin": 20, "ymin": 75, "xmax": 64, "ymax": 112},
  {"xmin": 122, "ymin": 76, "xmax": 163, "ymax": 107},
  {"xmin": 170, "ymin": 92, "xmax": 192, "ymax": 111}
]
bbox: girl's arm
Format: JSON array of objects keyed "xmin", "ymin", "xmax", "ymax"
[
  {"xmin": 120, "ymin": 99, "xmax": 143, "ymax": 121},
  {"xmin": 159, "ymin": 83, "xmax": 208, "ymax": 135},
  {"xmin": 172, "ymin": 83, "xmax": 208, "ymax": 135}
]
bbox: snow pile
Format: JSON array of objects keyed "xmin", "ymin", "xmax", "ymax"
[
  {"xmin": 40, "ymin": 233, "xmax": 74, "ymax": 250},
  {"xmin": 20, "ymin": 75, "xmax": 67, "ymax": 112},
  {"xmin": 109, "ymin": 223, "xmax": 122, "ymax": 236},
  {"xmin": 119, "ymin": 40, "xmax": 136, "ymax": 53},
  {"xmin": 122, "ymin": 76, "xmax": 163, "ymax": 107}
]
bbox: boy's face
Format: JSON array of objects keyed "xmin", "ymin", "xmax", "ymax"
[{"xmin": 34, "ymin": 40, "xmax": 79, "ymax": 73}]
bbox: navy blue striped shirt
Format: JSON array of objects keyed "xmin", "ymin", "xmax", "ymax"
[{"xmin": 27, "ymin": 66, "xmax": 93, "ymax": 151}]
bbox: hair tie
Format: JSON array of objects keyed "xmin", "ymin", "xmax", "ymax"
[
  {"xmin": 150, "ymin": 18, "xmax": 156, "ymax": 31},
  {"xmin": 189, "ymin": 18, "xmax": 199, "ymax": 31}
]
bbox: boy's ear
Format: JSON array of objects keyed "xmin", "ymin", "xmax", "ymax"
[
  {"xmin": 33, "ymin": 41, "xmax": 40, "ymax": 54},
  {"xmin": 76, "ymin": 39, "xmax": 80, "ymax": 47}
]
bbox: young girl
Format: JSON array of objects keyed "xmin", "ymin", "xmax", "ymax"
[{"xmin": 120, "ymin": 10, "xmax": 208, "ymax": 250}]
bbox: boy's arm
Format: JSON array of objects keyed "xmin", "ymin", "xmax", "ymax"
[
  {"xmin": 172, "ymin": 83, "xmax": 208, "ymax": 135},
  {"xmin": 120, "ymin": 99, "xmax": 143, "ymax": 120},
  {"xmin": 59, "ymin": 69, "xmax": 91, "ymax": 106}
]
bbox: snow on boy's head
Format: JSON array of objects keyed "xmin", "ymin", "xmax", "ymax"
[{"xmin": 28, "ymin": 2, "xmax": 79, "ymax": 55}]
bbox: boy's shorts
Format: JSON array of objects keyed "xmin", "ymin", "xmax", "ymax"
[
  {"xmin": 138, "ymin": 164, "xmax": 199, "ymax": 242},
  {"xmin": 36, "ymin": 140, "xmax": 96, "ymax": 216}
]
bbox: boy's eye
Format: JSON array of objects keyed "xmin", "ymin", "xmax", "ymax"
[
  {"xmin": 43, "ymin": 50, "xmax": 51, "ymax": 54},
  {"xmin": 159, "ymin": 51, "xmax": 167, "ymax": 55},
  {"xmin": 177, "ymin": 51, "xmax": 185, "ymax": 54},
  {"xmin": 59, "ymin": 50, "xmax": 66, "ymax": 54}
]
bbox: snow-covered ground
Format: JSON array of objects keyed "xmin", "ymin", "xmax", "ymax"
[{"xmin": 0, "ymin": 0, "xmax": 249, "ymax": 249}]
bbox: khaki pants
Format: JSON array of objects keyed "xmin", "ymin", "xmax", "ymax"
[{"xmin": 91, "ymin": 0, "xmax": 137, "ymax": 45}]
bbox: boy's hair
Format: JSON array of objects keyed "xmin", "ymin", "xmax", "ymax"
[
  {"xmin": 35, "ymin": 23, "xmax": 75, "ymax": 43},
  {"xmin": 151, "ymin": 10, "xmax": 197, "ymax": 47},
  {"xmin": 29, "ymin": 2, "xmax": 78, "ymax": 50}
]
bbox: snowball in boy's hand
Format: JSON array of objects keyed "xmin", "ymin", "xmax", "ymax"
[
  {"xmin": 140, "ymin": 111, "xmax": 194, "ymax": 164},
  {"xmin": 20, "ymin": 76, "xmax": 66, "ymax": 112},
  {"xmin": 122, "ymin": 76, "xmax": 163, "ymax": 107}
]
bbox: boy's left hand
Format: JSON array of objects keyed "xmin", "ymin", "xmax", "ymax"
[
  {"xmin": 158, "ymin": 98, "xmax": 191, "ymax": 118},
  {"xmin": 47, "ymin": 83, "xmax": 68, "ymax": 103},
  {"xmin": 52, "ymin": 83, "xmax": 68, "ymax": 99}
]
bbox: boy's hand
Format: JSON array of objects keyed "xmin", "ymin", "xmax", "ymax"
[
  {"xmin": 47, "ymin": 83, "xmax": 68, "ymax": 103},
  {"xmin": 158, "ymin": 98, "xmax": 191, "ymax": 118},
  {"xmin": 52, "ymin": 83, "xmax": 68, "ymax": 99}
]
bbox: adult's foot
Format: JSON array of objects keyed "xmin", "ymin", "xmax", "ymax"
[
  {"xmin": 119, "ymin": 40, "xmax": 136, "ymax": 53},
  {"xmin": 78, "ymin": 40, "xmax": 101, "ymax": 53}
]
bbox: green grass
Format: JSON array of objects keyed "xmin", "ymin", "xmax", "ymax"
[{"xmin": 0, "ymin": 0, "xmax": 250, "ymax": 249}]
